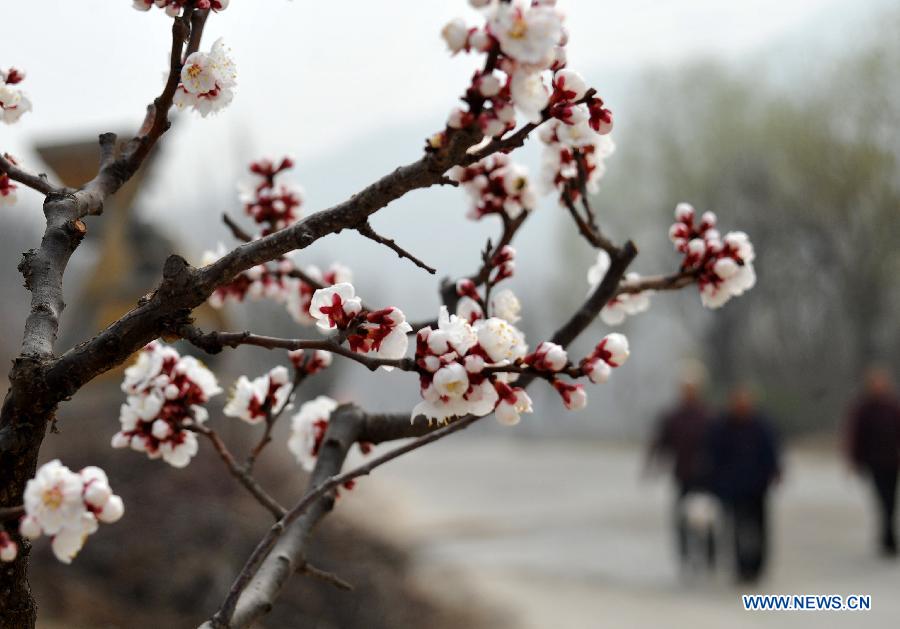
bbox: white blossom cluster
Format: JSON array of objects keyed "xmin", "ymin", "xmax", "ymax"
[
  {"xmin": 454, "ymin": 245, "xmax": 518, "ymax": 324},
  {"xmin": 112, "ymin": 341, "xmax": 221, "ymax": 467},
  {"xmin": 0, "ymin": 531, "xmax": 17, "ymax": 563},
  {"xmin": 438, "ymin": 1, "xmax": 612, "ymax": 153},
  {"xmin": 441, "ymin": 0, "xmax": 566, "ymax": 135},
  {"xmin": 288, "ymin": 348, "xmax": 333, "ymax": 375},
  {"xmin": 287, "ymin": 396, "xmax": 372, "ymax": 475},
  {"xmin": 669, "ymin": 203, "xmax": 757, "ymax": 308},
  {"xmin": 538, "ymin": 110, "xmax": 615, "ymax": 206},
  {"xmin": 413, "ymin": 304, "xmax": 630, "ymax": 424},
  {"xmin": 287, "ymin": 396, "xmax": 338, "ymax": 471},
  {"xmin": 224, "ymin": 366, "xmax": 292, "ymax": 424},
  {"xmin": 310, "ymin": 283, "xmax": 412, "ymax": 366},
  {"xmin": 448, "ymin": 154, "xmax": 536, "ymax": 220},
  {"xmin": 241, "ymin": 157, "xmax": 304, "ymax": 236},
  {"xmin": 0, "ymin": 67, "xmax": 31, "ymax": 125},
  {"xmin": 203, "ymin": 244, "xmax": 354, "ymax": 327},
  {"xmin": 0, "ymin": 153, "xmax": 18, "ymax": 207},
  {"xmin": 587, "ymin": 250, "xmax": 652, "ymax": 326},
  {"xmin": 173, "ymin": 38, "xmax": 236, "ymax": 116},
  {"xmin": 19, "ymin": 460, "xmax": 124, "ymax": 564},
  {"xmin": 202, "ymin": 158, "xmax": 358, "ymax": 326},
  {"xmin": 132, "ymin": 0, "xmax": 229, "ymax": 17}
]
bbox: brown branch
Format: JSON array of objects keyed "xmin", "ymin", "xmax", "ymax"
[
  {"xmin": 563, "ymin": 192, "xmax": 618, "ymax": 255},
  {"xmin": 244, "ymin": 370, "xmax": 306, "ymax": 471},
  {"xmin": 17, "ymin": 10, "xmax": 203, "ymax": 360},
  {"xmin": 298, "ymin": 561, "xmax": 353, "ymax": 591},
  {"xmin": 202, "ymin": 404, "xmax": 366, "ymax": 629},
  {"xmin": 437, "ymin": 210, "xmax": 529, "ymax": 317},
  {"xmin": 189, "ymin": 423, "xmax": 286, "ymax": 520},
  {"xmin": 464, "ymin": 88, "xmax": 598, "ymax": 166},
  {"xmin": 0, "ymin": 154, "xmax": 60, "ymax": 196},
  {"xmin": 0, "ymin": 10, "xmax": 211, "ymax": 625},
  {"xmin": 356, "ymin": 221, "xmax": 436, "ymax": 275},
  {"xmin": 223, "ymin": 213, "xmax": 253, "ymax": 242},
  {"xmin": 205, "ymin": 238, "xmax": 639, "ymax": 628},
  {"xmin": 44, "ymin": 128, "xmax": 489, "ymax": 401},
  {"xmin": 615, "ymin": 270, "xmax": 697, "ymax": 295},
  {"xmin": 175, "ymin": 325, "xmax": 416, "ymax": 373},
  {"xmin": 0, "ymin": 505, "xmax": 23, "ymax": 521}
]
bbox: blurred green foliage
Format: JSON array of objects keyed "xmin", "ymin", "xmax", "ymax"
[{"xmin": 609, "ymin": 11, "xmax": 900, "ymax": 432}]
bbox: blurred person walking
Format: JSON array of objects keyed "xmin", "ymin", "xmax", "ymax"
[
  {"xmin": 844, "ymin": 367, "xmax": 900, "ymax": 556},
  {"xmin": 707, "ymin": 385, "xmax": 781, "ymax": 583},
  {"xmin": 646, "ymin": 366, "xmax": 715, "ymax": 571}
]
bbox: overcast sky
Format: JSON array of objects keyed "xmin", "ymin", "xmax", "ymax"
[
  {"xmin": 1, "ymin": 0, "xmax": 893, "ymax": 425},
  {"xmin": 1, "ymin": 0, "xmax": 884, "ymax": 160}
]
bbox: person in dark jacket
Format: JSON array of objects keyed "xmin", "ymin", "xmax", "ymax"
[
  {"xmin": 646, "ymin": 371, "xmax": 714, "ymax": 568},
  {"xmin": 844, "ymin": 368, "xmax": 900, "ymax": 556},
  {"xmin": 707, "ymin": 385, "xmax": 781, "ymax": 583}
]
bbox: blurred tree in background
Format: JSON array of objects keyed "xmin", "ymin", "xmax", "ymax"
[{"xmin": 607, "ymin": 11, "xmax": 900, "ymax": 433}]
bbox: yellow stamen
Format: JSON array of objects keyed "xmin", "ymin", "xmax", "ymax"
[
  {"xmin": 42, "ymin": 487, "xmax": 63, "ymax": 510},
  {"xmin": 509, "ymin": 19, "xmax": 527, "ymax": 39}
]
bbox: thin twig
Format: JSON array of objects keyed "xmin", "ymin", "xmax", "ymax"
[
  {"xmin": 298, "ymin": 561, "xmax": 354, "ymax": 591},
  {"xmin": 223, "ymin": 213, "xmax": 253, "ymax": 242},
  {"xmin": 615, "ymin": 270, "xmax": 697, "ymax": 295},
  {"xmin": 563, "ymin": 192, "xmax": 618, "ymax": 255},
  {"xmin": 0, "ymin": 154, "xmax": 59, "ymax": 196},
  {"xmin": 289, "ymin": 415, "xmax": 479, "ymax": 527},
  {"xmin": 176, "ymin": 325, "xmax": 416, "ymax": 373},
  {"xmin": 464, "ymin": 88, "xmax": 598, "ymax": 166},
  {"xmin": 189, "ymin": 424, "xmax": 286, "ymax": 520},
  {"xmin": 0, "ymin": 505, "xmax": 24, "ymax": 521},
  {"xmin": 356, "ymin": 221, "xmax": 436, "ymax": 275},
  {"xmin": 244, "ymin": 371, "xmax": 306, "ymax": 471}
]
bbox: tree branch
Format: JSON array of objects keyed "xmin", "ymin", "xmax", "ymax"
[
  {"xmin": 205, "ymin": 236, "xmax": 639, "ymax": 628},
  {"xmin": 615, "ymin": 269, "xmax": 697, "ymax": 295},
  {"xmin": 298, "ymin": 561, "xmax": 353, "ymax": 591},
  {"xmin": 435, "ymin": 210, "xmax": 529, "ymax": 320},
  {"xmin": 189, "ymin": 424, "xmax": 286, "ymax": 520},
  {"xmin": 222, "ymin": 212, "xmax": 253, "ymax": 242},
  {"xmin": 245, "ymin": 370, "xmax": 306, "ymax": 471},
  {"xmin": 356, "ymin": 221, "xmax": 436, "ymax": 275},
  {"xmin": 0, "ymin": 505, "xmax": 24, "ymax": 521},
  {"xmin": 0, "ymin": 154, "xmax": 60, "ymax": 196},
  {"xmin": 175, "ymin": 325, "xmax": 416, "ymax": 373},
  {"xmin": 201, "ymin": 404, "xmax": 366, "ymax": 629},
  {"xmin": 563, "ymin": 190, "xmax": 618, "ymax": 255}
]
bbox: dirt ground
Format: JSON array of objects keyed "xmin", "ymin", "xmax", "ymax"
[{"xmin": 343, "ymin": 436, "xmax": 900, "ymax": 629}]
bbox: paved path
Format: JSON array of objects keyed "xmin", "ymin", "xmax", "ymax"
[{"xmin": 344, "ymin": 437, "xmax": 900, "ymax": 629}]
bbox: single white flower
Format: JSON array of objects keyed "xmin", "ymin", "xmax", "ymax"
[
  {"xmin": 441, "ymin": 18, "xmax": 470, "ymax": 54},
  {"xmin": 310, "ymin": 283, "xmax": 363, "ymax": 331},
  {"xmin": 159, "ymin": 432, "xmax": 199, "ymax": 469},
  {"xmin": 475, "ymin": 317, "xmax": 527, "ymax": 364},
  {"xmin": 174, "ymin": 38, "xmax": 237, "ymax": 117},
  {"xmin": 224, "ymin": 366, "xmax": 292, "ymax": 424},
  {"xmin": 432, "ymin": 363, "xmax": 470, "ymax": 399},
  {"xmin": 489, "ymin": 288, "xmax": 521, "ymax": 324},
  {"xmin": 437, "ymin": 306, "xmax": 478, "ymax": 355},
  {"xmin": 490, "ymin": 1, "xmax": 563, "ymax": 67},
  {"xmin": 456, "ymin": 296, "xmax": 485, "ymax": 323},
  {"xmin": 553, "ymin": 68, "xmax": 587, "ymax": 101},
  {"xmin": 0, "ymin": 534, "xmax": 16, "ymax": 562},
  {"xmin": 510, "ymin": 70, "xmax": 549, "ymax": 123},
  {"xmin": 0, "ymin": 84, "xmax": 32, "ymax": 125},
  {"xmin": 495, "ymin": 388, "xmax": 532, "ymax": 425},
  {"xmin": 288, "ymin": 396, "xmax": 338, "ymax": 471},
  {"xmin": 22, "ymin": 460, "xmax": 86, "ymax": 537},
  {"xmin": 585, "ymin": 359, "xmax": 611, "ymax": 384}
]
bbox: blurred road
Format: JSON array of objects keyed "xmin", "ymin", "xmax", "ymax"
[{"xmin": 346, "ymin": 437, "xmax": 900, "ymax": 629}]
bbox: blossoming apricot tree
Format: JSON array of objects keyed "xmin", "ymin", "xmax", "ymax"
[{"xmin": 0, "ymin": 1, "xmax": 756, "ymax": 627}]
